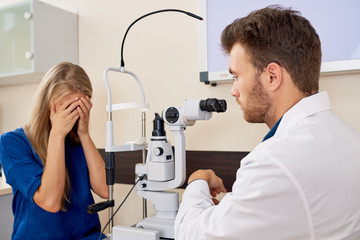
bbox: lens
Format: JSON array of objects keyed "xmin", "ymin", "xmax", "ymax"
[
  {"xmin": 152, "ymin": 113, "xmax": 166, "ymax": 136},
  {"xmin": 199, "ymin": 98, "xmax": 219, "ymax": 112},
  {"xmin": 164, "ymin": 107, "xmax": 179, "ymax": 123},
  {"xmin": 199, "ymin": 98, "xmax": 227, "ymax": 113},
  {"xmin": 217, "ymin": 99, "xmax": 227, "ymax": 112}
]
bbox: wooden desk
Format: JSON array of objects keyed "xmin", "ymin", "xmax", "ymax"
[{"xmin": 99, "ymin": 149, "xmax": 248, "ymax": 192}]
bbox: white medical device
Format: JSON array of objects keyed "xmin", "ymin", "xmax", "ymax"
[
  {"xmin": 87, "ymin": 63, "xmax": 226, "ymax": 240},
  {"xmin": 112, "ymin": 97, "xmax": 226, "ymax": 240},
  {"xmin": 88, "ymin": 8, "xmax": 227, "ymax": 240}
]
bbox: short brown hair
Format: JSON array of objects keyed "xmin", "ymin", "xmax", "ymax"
[{"xmin": 221, "ymin": 5, "xmax": 321, "ymax": 95}]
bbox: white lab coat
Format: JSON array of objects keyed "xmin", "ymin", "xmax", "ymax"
[{"xmin": 175, "ymin": 92, "xmax": 360, "ymax": 240}]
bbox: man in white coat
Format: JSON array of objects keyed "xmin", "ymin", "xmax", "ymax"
[{"xmin": 175, "ymin": 6, "xmax": 360, "ymax": 240}]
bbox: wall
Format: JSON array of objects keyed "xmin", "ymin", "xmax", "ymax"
[{"xmin": 1, "ymin": 0, "xmax": 360, "ymax": 233}]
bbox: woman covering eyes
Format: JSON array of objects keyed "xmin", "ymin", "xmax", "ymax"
[{"xmin": 0, "ymin": 62, "xmax": 108, "ymax": 240}]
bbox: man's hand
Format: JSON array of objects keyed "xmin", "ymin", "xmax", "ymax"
[{"xmin": 188, "ymin": 169, "xmax": 227, "ymax": 205}]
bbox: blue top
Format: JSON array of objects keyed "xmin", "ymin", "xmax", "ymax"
[
  {"xmin": 262, "ymin": 117, "xmax": 282, "ymax": 142},
  {"xmin": 0, "ymin": 128, "xmax": 105, "ymax": 240}
]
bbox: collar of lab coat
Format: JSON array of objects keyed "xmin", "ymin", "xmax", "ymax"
[{"xmin": 273, "ymin": 91, "xmax": 332, "ymax": 139}]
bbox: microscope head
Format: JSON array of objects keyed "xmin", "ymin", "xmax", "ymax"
[{"xmin": 162, "ymin": 98, "xmax": 227, "ymax": 127}]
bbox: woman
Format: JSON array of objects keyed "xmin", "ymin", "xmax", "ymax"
[{"xmin": 0, "ymin": 62, "xmax": 108, "ymax": 239}]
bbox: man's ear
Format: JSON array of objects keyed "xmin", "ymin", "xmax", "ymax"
[{"xmin": 264, "ymin": 62, "xmax": 283, "ymax": 92}]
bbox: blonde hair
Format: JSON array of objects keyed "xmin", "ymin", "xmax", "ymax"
[{"xmin": 24, "ymin": 62, "xmax": 92, "ymax": 210}]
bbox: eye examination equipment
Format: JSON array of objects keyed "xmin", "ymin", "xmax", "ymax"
[
  {"xmin": 106, "ymin": 97, "xmax": 226, "ymax": 240},
  {"xmin": 126, "ymin": 98, "xmax": 226, "ymax": 239},
  {"xmin": 87, "ymin": 9, "xmax": 226, "ymax": 240}
]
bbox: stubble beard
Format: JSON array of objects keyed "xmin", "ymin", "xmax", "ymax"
[{"xmin": 241, "ymin": 77, "xmax": 273, "ymax": 124}]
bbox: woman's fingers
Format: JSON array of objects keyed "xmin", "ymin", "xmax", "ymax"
[
  {"xmin": 76, "ymin": 97, "xmax": 92, "ymax": 136},
  {"xmin": 80, "ymin": 96, "xmax": 92, "ymax": 112},
  {"xmin": 59, "ymin": 97, "xmax": 79, "ymax": 111}
]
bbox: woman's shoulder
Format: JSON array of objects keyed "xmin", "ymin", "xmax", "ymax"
[
  {"xmin": 0, "ymin": 128, "xmax": 31, "ymax": 155},
  {"xmin": 1, "ymin": 127, "xmax": 26, "ymax": 143}
]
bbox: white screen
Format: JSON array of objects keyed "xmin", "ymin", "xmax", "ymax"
[{"xmin": 204, "ymin": 0, "xmax": 360, "ymax": 74}]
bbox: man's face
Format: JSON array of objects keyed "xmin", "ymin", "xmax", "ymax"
[{"xmin": 229, "ymin": 43, "xmax": 272, "ymax": 123}]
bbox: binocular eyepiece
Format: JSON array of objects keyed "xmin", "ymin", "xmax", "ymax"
[
  {"xmin": 162, "ymin": 98, "xmax": 227, "ymax": 126},
  {"xmin": 199, "ymin": 98, "xmax": 227, "ymax": 113}
]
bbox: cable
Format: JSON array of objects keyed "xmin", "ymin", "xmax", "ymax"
[
  {"xmin": 98, "ymin": 176, "xmax": 145, "ymax": 240},
  {"xmin": 120, "ymin": 9, "xmax": 203, "ymax": 68}
]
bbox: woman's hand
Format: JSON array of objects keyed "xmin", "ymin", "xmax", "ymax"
[
  {"xmin": 76, "ymin": 96, "xmax": 93, "ymax": 138},
  {"xmin": 35, "ymin": 96, "xmax": 80, "ymax": 212},
  {"xmin": 50, "ymin": 97, "xmax": 80, "ymax": 138},
  {"xmin": 75, "ymin": 96, "xmax": 109, "ymax": 199}
]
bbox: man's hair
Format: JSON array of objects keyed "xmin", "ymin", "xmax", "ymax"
[{"xmin": 221, "ymin": 5, "xmax": 321, "ymax": 95}]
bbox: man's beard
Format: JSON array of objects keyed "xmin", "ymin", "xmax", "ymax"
[{"xmin": 242, "ymin": 76, "xmax": 273, "ymax": 124}]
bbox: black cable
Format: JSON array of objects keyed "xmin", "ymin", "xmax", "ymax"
[
  {"xmin": 120, "ymin": 9, "xmax": 203, "ymax": 68},
  {"xmin": 98, "ymin": 176, "xmax": 145, "ymax": 240}
]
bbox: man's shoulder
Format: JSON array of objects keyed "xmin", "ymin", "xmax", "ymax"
[{"xmin": 243, "ymin": 109, "xmax": 360, "ymax": 169}]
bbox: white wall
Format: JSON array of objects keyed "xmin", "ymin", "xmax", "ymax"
[{"xmin": 1, "ymin": 0, "xmax": 360, "ymax": 233}]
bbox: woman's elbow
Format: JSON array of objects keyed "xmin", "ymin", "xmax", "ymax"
[
  {"xmin": 44, "ymin": 205, "xmax": 61, "ymax": 213},
  {"xmin": 98, "ymin": 188, "xmax": 109, "ymax": 199},
  {"xmin": 33, "ymin": 193, "xmax": 62, "ymax": 213},
  {"xmin": 36, "ymin": 200, "xmax": 62, "ymax": 213},
  {"xmin": 94, "ymin": 185, "xmax": 109, "ymax": 199}
]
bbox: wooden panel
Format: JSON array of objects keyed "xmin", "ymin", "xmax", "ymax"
[
  {"xmin": 98, "ymin": 149, "xmax": 249, "ymax": 192},
  {"xmin": 98, "ymin": 150, "xmax": 143, "ymax": 185},
  {"xmin": 184, "ymin": 151, "xmax": 248, "ymax": 191}
]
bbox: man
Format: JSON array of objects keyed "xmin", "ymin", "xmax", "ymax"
[{"xmin": 174, "ymin": 6, "xmax": 360, "ymax": 240}]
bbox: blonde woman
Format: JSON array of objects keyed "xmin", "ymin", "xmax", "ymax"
[{"xmin": 0, "ymin": 62, "xmax": 108, "ymax": 239}]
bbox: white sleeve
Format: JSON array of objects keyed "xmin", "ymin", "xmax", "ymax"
[
  {"xmin": 174, "ymin": 179, "xmax": 215, "ymax": 239},
  {"xmin": 174, "ymin": 160, "xmax": 312, "ymax": 240}
]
